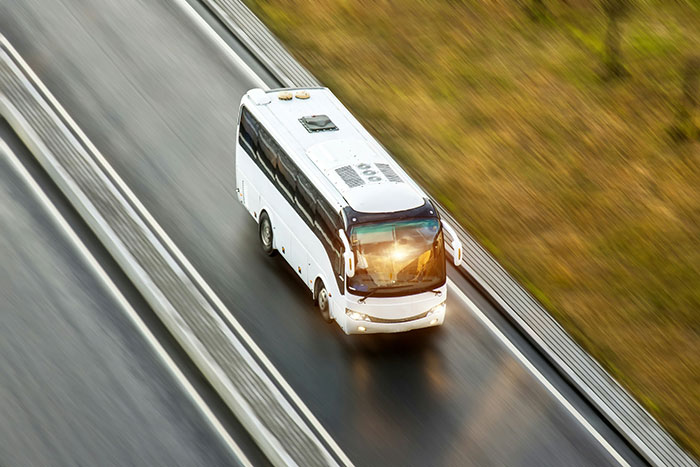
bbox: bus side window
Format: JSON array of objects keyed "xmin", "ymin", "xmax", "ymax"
[
  {"xmin": 295, "ymin": 174, "xmax": 315, "ymax": 225},
  {"xmin": 316, "ymin": 199, "xmax": 345, "ymax": 291},
  {"xmin": 259, "ymin": 129, "xmax": 278, "ymax": 179},
  {"xmin": 277, "ymin": 149, "xmax": 297, "ymax": 203},
  {"xmin": 238, "ymin": 107, "xmax": 258, "ymax": 157},
  {"xmin": 314, "ymin": 218, "xmax": 333, "ymax": 248},
  {"xmin": 317, "ymin": 200, "xmax": 339, "ymax": 241}
]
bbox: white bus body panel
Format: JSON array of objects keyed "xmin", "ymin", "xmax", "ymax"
[
  {"xmin": 339, "ymin": 285, "xmax": 447, "ymax": 335},
  {"xmin": 236, "ymin": 88, "xmax": 451, "ymax": 334},
  {"xmin": 236, "ymin": 141, "xmax": 343, "ymax": 319}
]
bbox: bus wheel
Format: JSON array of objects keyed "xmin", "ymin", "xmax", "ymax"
[
  {"xmin": 315, "ymin": 280, "xmax": 331, "ymax": 322},
  {"xmin": 259, "ymin": 211, "xmax": 276, "ymax": 256}
]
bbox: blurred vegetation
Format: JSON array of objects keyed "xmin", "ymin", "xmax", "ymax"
[{"xmin": 245, "ymin": 0, "xmax": 700, "ymax": 456}]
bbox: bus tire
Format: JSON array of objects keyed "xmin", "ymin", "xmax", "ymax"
[
  {"xmin": 315, "ymin": 279, "xmax": 331, "ymax": 322},
  {"xmin": 259, "ymin": 211, "xmax": 276, "ymax": 256}
]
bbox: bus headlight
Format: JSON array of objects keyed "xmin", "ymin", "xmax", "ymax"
[
  {"xmin": 427, "ymin": 302, "xmax": 446, "ymax": 316},
  {"xmin": 345, "ymin": 309, "xmax": 370, "ymax": 322}
]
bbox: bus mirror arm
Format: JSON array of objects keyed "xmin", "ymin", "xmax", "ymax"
[
  {"xmin": 339, "ymin": 229, "xmax": 355, "ymax": 278},
  {"xmin": 442, "ymin": 222, "xmax": 463, "ymax": 267}
]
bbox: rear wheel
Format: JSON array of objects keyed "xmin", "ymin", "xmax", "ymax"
[
  {"xmin": 315, "ymin": 280, "xmax": 331, "ymax": 322},
  {"xmin": 259, "ymin": 211, "xmax": 276, "ymax": 256}
]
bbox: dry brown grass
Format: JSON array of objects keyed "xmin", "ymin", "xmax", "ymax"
[{"xmin": 245, "ymin": 0, "xmax": 700, "ymax": 456}]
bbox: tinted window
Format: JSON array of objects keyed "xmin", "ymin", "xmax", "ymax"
[
  {"xmin": 314, "ymin": 200, "xmax": 344, "ymax": 284},
  {"xmin": 277, "ymin": 150, "xmax": 297, "ymax": 201},
  {"xmin": 259, "ymin": 129, "xmax": 277, "ymax": 178},
  {"xmin": 238, "ymin": 107, "xmax": 258, "ymax": 156},
  {"xmin": 317, "ymin": 200, "xmax": 339, "ymax": 240},
  {"xmin": 295, "ymin": 174, "xmax": 314, "ymax": 224},
  {"xmin": 297, "ymin": 175, "xmax": 318, "ymax": 210}
]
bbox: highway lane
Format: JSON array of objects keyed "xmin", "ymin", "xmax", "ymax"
[
  {"xmin": 0, "ymin": 0, "xmax": 641, "ymax": 465},
  {"xmin": 0, "ymin": 122, "xmax": 268, "ymax": 465}
]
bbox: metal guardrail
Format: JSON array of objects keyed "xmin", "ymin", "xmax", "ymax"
[
  {"xmin": 201, "ymin": 0, "xmax": 317, "ymax": 88},
  {"xmin": 0, "ymin": 35, "xmax": 340, "ymax": 467},
  {"xmin": 201, "ymin": 2, "xmax": 698, "ymax": 466}
]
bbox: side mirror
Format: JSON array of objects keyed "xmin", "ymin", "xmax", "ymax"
[
  {"xmin": 441, "ymin": 222, "xmax": 463, "ymax": 267},
  {"xmin": 339, "ymin": 229, "xmax": 355, "ymax": 277}
]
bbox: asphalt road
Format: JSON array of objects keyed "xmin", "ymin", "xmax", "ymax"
[
  {"xmin": 0, "ymin": 0, "xmax": 643, "ymax": 465},
  {"xmin": 0, "ymin": 121, "xmax": 267, "ymax": 465}
]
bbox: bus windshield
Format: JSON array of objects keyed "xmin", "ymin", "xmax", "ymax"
[{"xmin": 348, "ymin": 218, "xmax": 445, "ymax": 296}]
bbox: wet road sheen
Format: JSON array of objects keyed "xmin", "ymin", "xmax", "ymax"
[
  {"xmin": 0, "ymin": 127, "xmax": 240, "ymax": 466},
  {"xmin": 0, "ymin": 0, "xmax": 640, "ymax": 465}
]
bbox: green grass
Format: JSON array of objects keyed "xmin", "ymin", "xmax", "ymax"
[{"xmin": 244, "ymin": 0, "xmax": 700, "ymax": 457}]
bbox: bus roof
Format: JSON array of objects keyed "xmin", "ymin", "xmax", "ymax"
[{"xmin": 241, "ymin": 87, "xmax": 427, "ymax": 214}]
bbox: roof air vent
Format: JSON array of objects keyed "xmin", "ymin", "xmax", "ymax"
[
  {"xmin": 299, "ymin": 115, "xmax": 338, "ymax": 133},
  {"xmin": 375, "ymin": 163, "xmax": 403, "ymax": 183},
  {"xmin": 336, "ymin": 165, "xmax": 365, "ymax": 188}
]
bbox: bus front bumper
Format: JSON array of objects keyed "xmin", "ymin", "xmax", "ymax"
[{"xmin": 342, "ymin": 303, "xmax": 446, "ymax": 335}]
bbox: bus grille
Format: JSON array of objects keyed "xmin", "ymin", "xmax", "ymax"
[{"xmin": 367, "ymin": 310, "xmax": 430, "ymax": 323}]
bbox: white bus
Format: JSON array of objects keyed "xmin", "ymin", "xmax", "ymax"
[{"xmin": 235, "ymin": 87, "xmax": 462, "ymax": 334}]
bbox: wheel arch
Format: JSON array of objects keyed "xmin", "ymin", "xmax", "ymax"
[
  {"xmin": 258, "ymin": 206, "xmax": 271, "ymax": 224},
  {"xmin": 313, "ymin": 275, "xmax": 325, "ymax": 300}
]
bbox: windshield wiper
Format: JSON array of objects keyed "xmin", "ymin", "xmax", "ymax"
[{"xmin": 358, "ymin": 288, "xmax": 379, "ymax": 304}]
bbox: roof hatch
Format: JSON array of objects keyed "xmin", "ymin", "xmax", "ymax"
[{"xmin": 299, "ymin": 115, "xmax": 338, "ymax": 133}]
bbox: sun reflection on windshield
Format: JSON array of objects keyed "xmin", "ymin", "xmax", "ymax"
[{"xmin": 348, "ymin": 218, "xmax": 445, "ymax": 296}]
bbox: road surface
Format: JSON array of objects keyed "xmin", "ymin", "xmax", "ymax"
[{"xmin": 0, "ymin": 120, "xmax": 266, "ymax": 466}]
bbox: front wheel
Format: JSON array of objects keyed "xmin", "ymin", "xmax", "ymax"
[
  {"xmin": 259, "ymin": 211, "xmax": 276, "ymax": 256},
  {"xmin": 315, "ymin": 280, "xmax": 331, "ymax": 322}
]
